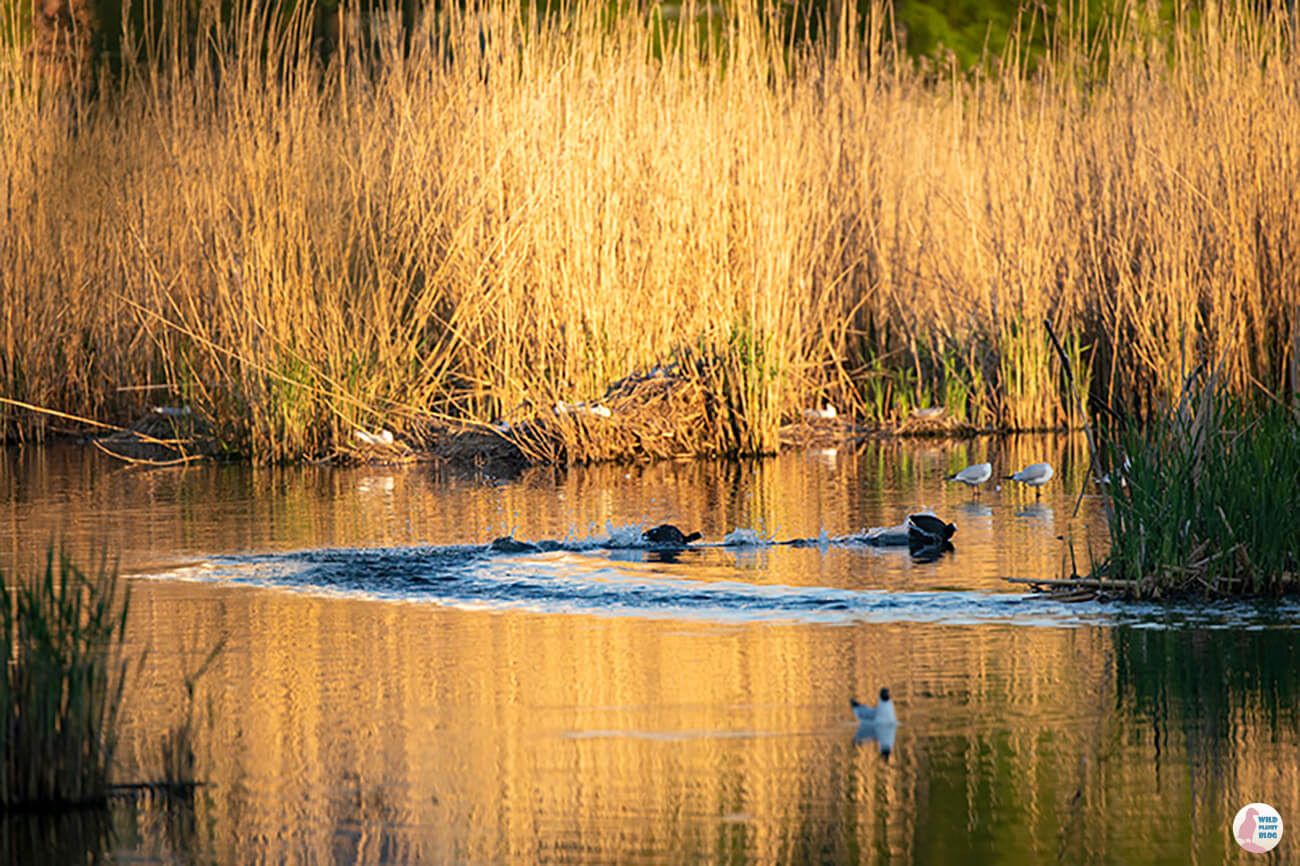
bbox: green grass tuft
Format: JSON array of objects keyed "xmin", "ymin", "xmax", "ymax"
[
  {"xmin": 1100, "ymin": 377, "xmax": 1300, "ymax": 596},
  {"xmin": 0, "ymin": 546, "xmax": 130, "ymax": 810}
]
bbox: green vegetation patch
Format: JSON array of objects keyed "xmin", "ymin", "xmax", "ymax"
[
  {"xmin": 1100, "ymin": 378, "xmax": 1300, "ymax": 596},
  {"xmin": 0, "ymin": 547, "xmax": 129, "ymax": 810}
]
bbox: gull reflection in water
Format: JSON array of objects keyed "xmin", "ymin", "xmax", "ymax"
[
  {"xmin": 850, "ymin": 688, "xmax": 898, "ymax": 760},
  {"xmin": 1015, "ymin": 502, "xmax": 1055, "ymax": 522},
  {"xmin": 955, "ymin": 501, "xmax": 993, "ymax": 521},
  {"xmin": 854, "ymin": 720, "xmax": 898, "ymax": 760}
]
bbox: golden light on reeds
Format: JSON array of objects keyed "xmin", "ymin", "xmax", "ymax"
[{"xmin": 2, "ymin": 1, "xmax": 1297, "ymax": 459}]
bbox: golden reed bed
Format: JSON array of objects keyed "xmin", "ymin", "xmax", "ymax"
[{"xmin": 2, "ymin": 1, "xmax": 1297, "ymax": 462}]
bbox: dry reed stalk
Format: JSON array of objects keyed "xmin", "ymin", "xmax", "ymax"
[{"xmin": 1, "ymin": 1, "xmax": 1297, "ymax": 460}]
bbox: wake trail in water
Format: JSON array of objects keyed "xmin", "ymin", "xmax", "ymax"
[{"xmin": 141, "ymin": 524, "xmax": 1300, "ymax": 630}]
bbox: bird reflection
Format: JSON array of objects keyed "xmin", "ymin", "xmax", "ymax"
[
  {"xmin": 850, "ymin": 688, "xmax": 898, "ymax": 760},
  {"xmin": 607, "ymin": 547, "xmax": 695, "ymax": 564},
  {"xmin": 645, "ymin": 548, "xmax": 689, "ymax": 564},
  {"xmin": 1015, "ymin": 502, "xmax": 1054, "ymax": 522},
  {"xmin": 908, "ymin": 537, "xmax": 954, "ymax": 562},
  {"xmin": 955, "ymin": 501, "xmax": 993, "ymax": 520},
  {"xmin": 853, "ymin": 720, "xmax": 897, "ymax": 760}
]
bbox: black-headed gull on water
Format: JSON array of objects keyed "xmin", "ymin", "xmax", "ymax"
[{"xmin": 850, "ymin": 687, "xmax": 897, "ymax": 726}]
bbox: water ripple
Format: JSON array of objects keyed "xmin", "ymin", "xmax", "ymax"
[{"xmin": 141, "ymin": 532, "xmax": 1300, "ymax": 631}]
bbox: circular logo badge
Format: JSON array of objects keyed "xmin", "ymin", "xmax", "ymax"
[{"xmin": 1233, "ymin": 803, "xmax": 1283, "ymax": 853}]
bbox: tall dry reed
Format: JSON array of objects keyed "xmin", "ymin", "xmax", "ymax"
[{"xmin": 1, "ymin": 1, "xmax": 1297, "ymax": 460}]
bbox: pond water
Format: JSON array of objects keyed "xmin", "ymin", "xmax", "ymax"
[{"xmin": 1, "ymin": 435, "xmax": 1297, "ymax": 864}]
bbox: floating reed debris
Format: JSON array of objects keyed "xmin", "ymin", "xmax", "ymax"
[
  {"xmin": 1004, "ymin": 576, "xmax": 1145, "ymax": 602},
  {"xmin": 0, "ymin": 546, "xmax": 130, "ymax": 810},
  {"xmin": 95, "ymin": 406, "xmax": 214, "ymax": 466}
]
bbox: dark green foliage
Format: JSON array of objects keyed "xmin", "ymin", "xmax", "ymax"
[
  {"xmin": 897, "ymin": 0, "xmax": 1021, "ymax": 66},
  {"xmin": 20, "ymin": 0, "xmax": 1183, "ymax": 79}
]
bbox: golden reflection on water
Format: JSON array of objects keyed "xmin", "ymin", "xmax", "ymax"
[
  {"xmin": 115, "ymin": 581, "xmax": 1109, "ymax": 863},
  {"xmin": 2, "ymin": 439, "xmax": 1297, "ymax": 864},
  {"xmin": 107, "ymin": 578, "xmax": 1299, "ymax": 865},
  {"xmin": 2, "ymin": 433, "xmax": 1104, "ymax": 589}
]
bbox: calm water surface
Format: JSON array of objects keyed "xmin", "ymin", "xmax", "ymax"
[{"xmin": 1, "ymin": 435, "xmax": 1296, "ymax": 864}]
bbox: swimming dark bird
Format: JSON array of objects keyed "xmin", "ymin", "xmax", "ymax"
[
  {"xmin": 489, "ymin": 536, "xmax": 541, "ymax": 554},
  {"xmin": 642, "ymin": 524, "xmax": 702, "ymax": 546},
  {"xmin": 906, "ymin": 512, "xmax": 956, "ymax": 544},
  {"xmin": 850, "ymin": 687, "xmax": 897, "ymax": 726}
]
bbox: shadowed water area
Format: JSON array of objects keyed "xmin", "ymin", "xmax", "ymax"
[{"xmin": 1, "ymin": 435, "xmax": 1297, "ymax": 863}]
